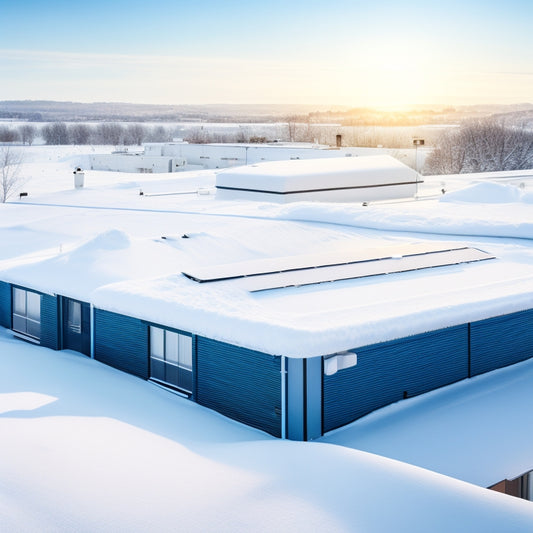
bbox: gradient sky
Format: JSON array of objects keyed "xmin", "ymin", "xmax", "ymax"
[{"xmin": 2, "ymin": 0, "xmax": 533, "ymax": 107}]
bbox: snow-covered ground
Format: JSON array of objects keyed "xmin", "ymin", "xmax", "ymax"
[
  {"xmin": 320, "ymin": 354, "xmax": 533, "ymax": 488},
  {"xmin": 3, "ymin": 328, "xmax": 533, "ymax": 532},
  {"xmin": 2, "ymin": 145, "xmax": 533, "ymax": 530}
]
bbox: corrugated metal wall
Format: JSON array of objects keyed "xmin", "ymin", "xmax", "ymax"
[
  {"xmin": 0, "ymin": 281, "xmax": 11, "ymax": 329},
  {"xmin": 323, "ymin": 325, "xmax": 469, "ymax": 433},
  {"xmin": 471, "ymin": 309, "xmax": 533, "ymax": 376},
  {"xmin": 40, "ymin": 293, "xmax": 60, "ymax": 350},
  {"xmin": 94, "ymin": 309, "xmax": 149, "ymax": 379},
  {"xmin": 61, "ymin": 297, "xmax": 91, "ymax": 356},
  {"xmin": 196, "ymin": 336, "xmax": 282, "ymax": 437}
]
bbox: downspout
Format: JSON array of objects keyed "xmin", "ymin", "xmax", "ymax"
[
  {"xmin": 90, "ymin": 303, "xmax": 95, "ymax": 359},
  {"xmin": 281, "ymin": 355, "xmax": 287, "ymax": 439}
]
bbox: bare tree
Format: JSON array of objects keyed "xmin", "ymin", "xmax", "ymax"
[
  {"xmin": 286, "ymin": 117, "xmax": 297, "ymax": 142},
  {"xmin": 0, "ymin": 147, "xmax": 25, "ymax": 202},
  {"xmin": 69, "ymin": 123, "xmax": 92, "ymax": 145},
  {"xmin": 19, "ymin": 125, "xmax": 36, "ymax": 146},
  {"xmin": 0, "ymin": 126, "xmax": 20, "ymax": 143},
  {"xmin": 148, "ymin": 125, "xmax": 171, "ymax": 143},
  {"xmin": 184, "ymin": 126, "xmax": 208, "ymax": 144},
  {"xmin": 125, "ymin": 123, "xmax": 146, "ymax": 146},
  {"xmin": 95, "ymin": 123, "xmax": 124, "ymax": 145},
  {"xmin": 424, "ymin": 118, "xmax": 533, "ymax": 175},
  {"xmin": 42, "ymin": 122, "xmax": 69, "ymax": 145}
]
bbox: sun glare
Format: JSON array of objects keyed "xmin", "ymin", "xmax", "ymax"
[{"xmin": 337, "ymin": 43, "xmax": 433, "ymax": 108}]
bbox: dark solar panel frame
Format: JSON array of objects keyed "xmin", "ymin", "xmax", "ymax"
[
  {"xmin": 182, "ymin": 242, "xmax": 474, "ymax": 283},
  {"xmin": 244, "ymin": 247, "xmax": 494, "ymax": 292},
  {"xmin": 182, "ymin": 244, "xmax": 495, "ymax": 292}
]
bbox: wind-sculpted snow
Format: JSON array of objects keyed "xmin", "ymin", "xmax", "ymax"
[{"xmin": 2, "ymin": 329, "xmax": 533, "ymax": 532}]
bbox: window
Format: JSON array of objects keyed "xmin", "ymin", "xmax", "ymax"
[
  {"xmin": 150, "ymin": 326, "xmax": 192, "ymax": 393},
  {"xmin": 12, "ymin": 288, "xmax": 41, "ymax": 340},
  {"xmin": 67, "ymin": 300, "xmax": 81, "ymax": 334}
]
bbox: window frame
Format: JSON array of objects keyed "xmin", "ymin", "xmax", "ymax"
[
  {"xmin": 12, "ymin": 287, "xmax": 42, "ymax": 341},
  {"xmin": 149, "ymin": 325, "xmax": 193, "ymax": 394},
  {"xmin": 67, "ymin": 300, "xmax": 82, "ymax": 334}
]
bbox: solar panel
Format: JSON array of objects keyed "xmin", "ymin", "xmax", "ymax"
[
  {"xmin": 182, "ymin": 242, "xmax": 471, "ymax": 283},
  {"xmin": 182, "ymin": 244, "xmax": 495, "ymax": 292},
  {"xmin": 242, "ymin": 247, "xmax": 494, "ymax": 292}
]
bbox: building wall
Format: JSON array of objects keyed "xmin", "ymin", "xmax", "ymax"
[
  {"xmin": 94, "ymin": 309, "xmax": 149, "ymax": 379},
  {"xmin": 89, "ymin": 154, "xmax": 182, "ymax": 173},
  {"xmin": 0, "ymin": 281, "xmax": 11, "ymax": 328},
  {"xmin": 40, "ymin": 293, "xmax": 60, "ymax": 350},
  {"xmin": 470, "ymin": 309, "xmax": 533, "ymax": 376},
  {"xmin": 2, "ymin": 276, "xmax": 533, "ymax": 441},
  {"xmin": 196, "ymin": 336, "xmax": 282, "ymax": 437},
  {"xmin": 103, "ymin": 143, "xmax": 399, "ymax": 171},
  {"xmin": 323, "ymin": 324, "xmax": 469, "ymax": 433},
  {"xmin": 156, "ymin": 143, "xmax": 389, "ymax": 169}
]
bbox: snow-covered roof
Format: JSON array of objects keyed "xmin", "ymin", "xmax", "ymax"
[
  {"xmin": 216, "ymin": 154, "xmax": 417, "ymax": 193},
  {"xmin": 1, "ymin": 162, "xmax": 533, "ymax": 358}
]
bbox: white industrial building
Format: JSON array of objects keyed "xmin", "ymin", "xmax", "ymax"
[
  {"xmin": 90, "ymin": 141, "xmax": 411, "ymax": 173},
  {"xmin": 216, "ymin": 155, "xmax": 419, "ymax": 203}
]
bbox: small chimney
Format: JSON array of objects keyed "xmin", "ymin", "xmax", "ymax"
[{"xmin": 73, "ymin": 167, "xmax": 85, "ymax": 189}]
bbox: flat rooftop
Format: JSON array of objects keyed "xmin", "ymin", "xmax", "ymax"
[{"xmin": 1, "ymin": 152, "xmax": 533, "ymax": 358}]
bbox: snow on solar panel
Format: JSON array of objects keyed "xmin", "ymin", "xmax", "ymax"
[
  {"xmin": 182, "ymin": 242, "xmax": 473, "ymax": 283},
  {"xmin": 182, "ymin": 244, "xmax": 495, "ymax": 292},
  {"xmin": 241, "ymin": 247, "xmax": 494, "ymax": 292}
]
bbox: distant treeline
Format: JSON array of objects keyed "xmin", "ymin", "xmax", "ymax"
[
  {"xmin": 2, "ymin": 100, "xmax": 533, "ymax": 127},
  {"xmin": 0, "ymin": 122, "xmax": 168, "ymax": 145},
  {"xmin": 0, "ymin": 122, "xmax": 279, "ymax": 146}
]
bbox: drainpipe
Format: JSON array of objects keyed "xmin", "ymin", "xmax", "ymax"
[
  {"xmin": 90, "ymin": 303, "xmax": 95, "ymax": 359},
  {"xmin": 281, "ymin": 356, "xmax": 287, "ymax": 439}
]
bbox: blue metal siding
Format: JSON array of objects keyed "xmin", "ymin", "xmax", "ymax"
[
  {"xmin": 323, "ymin": 325, "xmax": 469, "ymax": 433},
  {"xmin": 94, "ymin": 309, "xmax": 149, "ymax": 379},
  {"xmin": 0, "ymin": 281, "xmax": 11, "ymax": 329},
  {"xmin": 40, "ymin": 293, "xmax": 60, "ymax": 350},
  {"xmin": 470, "ymin": 309, "xmax": 533, "ymax": 377},
  {"xmin": 196, "ymin": 337, "xmax": 282, "ymax": 437}
]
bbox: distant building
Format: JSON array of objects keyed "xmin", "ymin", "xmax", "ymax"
[
  {"xmin": 215, "ymin": 155, "xmax": 420, "ymax": 203},
  {"xmin": 90, "ymin": 141, "xmax": 412, "ymax": 173}
]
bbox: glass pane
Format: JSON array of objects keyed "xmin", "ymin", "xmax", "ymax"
[
  {"xmin": 178, "ymin": 335, "xmax": 193, "ymax": 371},
  {"xmin": 178, "ymin": 369, "xmax": 193, "ymax": 393},
  {"xmin": 150, "ymin": 327, "xmax": 164, "ymax": 359},
  {"xmin": 68, "ymin": 301, "xmax": 81, "ymax": 325},
  {"xmin": 12, "ymin": 314, "xmax": 26, "ymax": 334},
  {"xmin": 13, "ymin": 288, "xmax": 26, "ymax": 315},
  {"xmin": 26, "ymin": 319, "xmax": 41, "ymax": 340},
  {"xmin": 150, "ymin": 357, "xmax": 165, "ymax": 381},
  {"xmin": 165, "ymin": 363, "xmax": 179, "ymax": 387},
  {"xmin": 165, "ymin": 331, "xmax": 179, "ymax": 364},
  {"xmin": 68, "ymin": 301, "xmax": 81, "ymax": 333},
  {"xmin": 26, "ymin": 291, "xmax": 41, "ymax": 322}
]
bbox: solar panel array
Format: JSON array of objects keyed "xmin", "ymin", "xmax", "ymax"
[{"xmin": 182, "ymin": 243, "xmax": 495, "ymax": 293}]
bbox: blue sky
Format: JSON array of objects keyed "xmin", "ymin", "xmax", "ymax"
[{"xmin": 2, "ymin": 0, "xmax": 533, "ymax": 107}]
